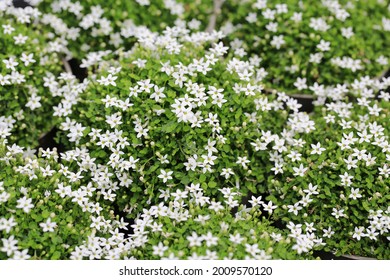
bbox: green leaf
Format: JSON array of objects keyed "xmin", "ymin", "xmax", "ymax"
[
  {"xmin": 235, "ymin": 107, "xmax": 242, "ymax": 119},
  {"xmin": 181, "ymin": 176, "xmax": 190, "ymax": 185},
  {"xmin": 42, "ymin": 210, "xmax": 50, "ymax": 219},
  {"xmin": 161, "ymin": 121, "xmax": 177, "ymax": 133},
  {"xmin": 324, "ymin": 187, "xmax": 331, "ymax": 197},
  {"xmin": 129, "ymin": 73, "xmax": 140, "ymax": 80},
  {"xmin": 51, "ymin": 251, "xmax": 61, "ymax": 260},
  {"xmin": 248, "ymin": 182, "xmax": 257, "ymax": 193},
  {"xmin": 362, "ymin": 201, "xmax": 370, "ymax": 211}
]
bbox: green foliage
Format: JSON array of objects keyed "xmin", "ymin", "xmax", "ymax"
[
  {"xmin": 261, "ymin": 95, "xmax": 390, "ymax": 259},
  {"xmin": 0, "ymin": 142, "xmax": 123, "ymax": 260},
  {"xmin": 219, "ymin": 0, "xmax": 390, "ymax": 94},
  {"xmin": 0, "ymin": 7, "xmax": 64, "ymax": 147},
  {"xmin": 0, "ymin": 0, "xmax": 389, "ymax": 260},
  {"xmin": 128, "ymin": 184, "xmax": 315, "ymax": 260},
  {"xmin": 35, "ymin": 0, "xmax": 214, "ymax": 59},
  {"xmin": 56, "ymin": 39, "xmax": 293, "ymax": 218}
]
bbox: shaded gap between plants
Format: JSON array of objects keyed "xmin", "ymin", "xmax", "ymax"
[
  {"xmin": 68, "ymin": 58, "xmax": 88, "ymax": 82},
  {"xmin": 36, "ymin": 127, "xmax": 66, "ymax": 156},
  {"xmin": 12, "ymin": 0, "xmax": 30, "ymax": 8},
  {"xmin": 113, "ymin": 202, "xmax": 135, "ymax": 236}
]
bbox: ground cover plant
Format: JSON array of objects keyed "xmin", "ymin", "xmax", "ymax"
[
  {"xmin": 0, "ymin": 142, "xmax": 128, "ymax": 260},
  {"xmin": 55, "ymin": 32, "xmax": 301, "ymax": 218},
  {"xmin": 30, "ymin": 0, "xmax": 214, "ymax": 59},
  {"xmin": 259, "ymin": 76, "xmax": 390, "ymax": 258},
  {"xmin": 0, "ymin": 0, "xmax": 389, "ymax": 260},
  {"xmin": 219, "ymin": 0, "xmax": 390, "ymax": 94},
  {"xmin": 126, "ymin": 184, "xmax": 317, "ymax": 260},
  {"xmin": 21, "ymin": 0, "xmax": 390, "ymax": 94},
  {"xmin": 0, "ymin": 3, "xmax": 65, "ymax": 147}
]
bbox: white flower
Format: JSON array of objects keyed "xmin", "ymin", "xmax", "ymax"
[
  {"xmin": 331, "ymin": 208, "xmax": 346, "ymax": 219},
  {"xmin": 323, "ymin": 227, "xmax": 335, "ymax": 238},
  {"xmin": 310, "ymin": 142, "xmax": 326, "ymax": 155},
  {"xmin": 291, "ymin": 12, "xmax": 302, "ymax": 22},
  {"xmin": 349, "ymin": 188, "xmax": 362, "ymax": 200},
  {"xmin": 209, "ymin": 201, "xmax": 224, "ymax": 212},
  {"xmin": 299, "ymin": 195, "xmax": 313, "ymax": 207},
  {"xmin": 13, "ymin": 34, "xmax": 28, "ymax": 44},
  {"xmin": 287, "ymin": 202, "xmax": 302, "ymax": 215},
  {"xmin": 1, "ymin": 235, "xmax": 18, "ymax": 257},
  {"xmin": 309, "ymin": 18, "xmax": 330, "ymax": 32},
  {"xmin": 187, "ymin": 232, "xmax": 203, "ymax": 247},
  {"xmin": 158, "ymin": 169, "xmax": 173, "ymax": 183},
  {"xmin": 152, "ymin": 242, "xmax": 168, "ymax": 257},
  {"xmin": 16, "ymin": 196, "xmax": 34, "ymax": 213},
  {"xmin": 293, "ymin": 164, "xmax": 308, "ymax": 177},
  {"xmin": 202, "ymin": 232, "xmax": 218, "ymax": 247},
  {"xmin": 287, "ymin": 150, "xmax": 302, "ymax": 162},
  {"xmin": 366, "ymin": 228, "xmax": 379, "ymax": 240},
  {"xmin": 39, "ymin": 218, "xmax": 57, "ymax": 233},
  {"xmin": 294, "ymin": 77, "xmax": 307, "ymax": 90},
  {"xmin": 246, "ymin": 12, "xmax": 257, "ymax": 23},
  {"xmin": 352, "ymin": 226, "xmax": 366, "ymax": 241},
  {"xmin": 202, "ymin": 153, "xmax": 217, "ymax": 165},
  {"xmin": 262, "ymin": 201, "xmax": 278, "ymax": 214},
  {"xmin": 0, "ymin": 216, "xmax": 17, "ymax": 233},
  {"xmin": 171, "ymin": 189, "xmax": 188, "ymax": 200},
  {"xmin": 229, "ymin": 233, "xmax": 244, "ymax": 245},
  {"xmin": 25, "ymin": 94, "xmax": 42, "ymax": 110},
  {"xmin": 106, "ymin": 113, "xmax": 123, "ymax": 128},
  {"xmin": 248, "ymin": 195, "xmax": 263, "ymax": 207},
  {"xmin": 245, "ymin": 243, "xmax": 261, "ymax": 256},
  {"xmin": 3, "ymin": 57, "xmax": 18, "ymax": 71},
  {"xmin": 341, "ymin": 27, "xmax": 354, "ymax": 38},
  {"xmin": 0, "ymin": 191, "xmax": 10, "ymax": 204},
  {"xmin": 344, "ymin": 156, "xmax": 358, "ymax": 170},
  {"xmin": 270, "ymin": 35, "xmax": 285, "ymax": 49},
  {"xmin": 220, "ymin": 168, "xmax": 234, "ymax": 179},
  {"xmin": 20, "ymin": 53, "xmax": 36, "ymax": 66},
  {"xmin": 2, "ymin": 24, "xmax": 15, "ymax": 35},
  {"xmin": 378, "ymin": 164, "xmax": 390, "ymax": 178},
  {"xmin": 339, "ymin": 172, "xmax": 353, "ymax": 187},
  {"xmin": 97, "ymin": 74, "xmax": 117, "ymax": 86},
  {"xmin": 251, "ymin": 139, "xmax": 267, "ymax": 151},
  {"xmin": 150, "ymin": 85, "xmax": 166, "ymax": 102},
  {"xmin": 236, "ymin": 156, "xmax": 250, "ymax": 168},
  {"xmin": 305, "ymin": 222, "xmax": 316, "ymax": 233},
  {"xmin": 317, "ymin": 40, "xmax": 330, "ymax": 52},
  {"xmin": 184, "ymin": 155, "xmax": 199, "ymax": 171},
  {"xmin": 271, "ymin": 162, "xmax": 284, "ymax": 174},
  {"xmin": 376, "ymin": 55, "xmax": 388, "ymax": 66}
]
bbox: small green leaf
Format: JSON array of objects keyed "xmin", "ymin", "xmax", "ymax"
[
  {"xmin": 42, "ymin": 210, "xmax": 50, "ymax": 219},
  {"xmin": 51, "ymin": 251, "xmax": 61, "ymax": 260}
]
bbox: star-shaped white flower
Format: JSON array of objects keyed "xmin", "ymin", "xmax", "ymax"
[{"xmin": 158, "ymin": 169, "xmax": 173, "ymax": 183}]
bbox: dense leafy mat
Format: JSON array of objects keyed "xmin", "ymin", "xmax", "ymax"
[{"xmin": 0, "ymin": 0, "xmax": 389, "ymax": 259}]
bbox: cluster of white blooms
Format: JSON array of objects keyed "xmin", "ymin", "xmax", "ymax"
[
  {"xmin": 321, "ymin": 0, "xmax": 350, "ymax": 21},
  {"xmin": 330, "ymin": 57, "xmax": 363, "ymax": 72},
  {"xmin": 0, "ymin": 5, "xmax": 66, "ymax": 147},
  {"xmin": 119, "ymin": 184, "xmax": 302, "ymax": 260},
  {"xmin": 219, "ymin": 0, "xmax": 389, "ymax": 94},
  {"xmin": 0, "ymin": 141, "xmax": 133, "ymax": 260},
  {"xmin": 0, "ymin": 0, "xmax": 389, "ymax": 260},
  {"xmin": 260, "ymin": 78, "xmax": 390, "ymax": 255}
]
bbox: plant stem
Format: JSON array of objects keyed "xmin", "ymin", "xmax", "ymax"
[{"xmin": 206, "ymin": 0, "xmax": 225, "ymax": 33}]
